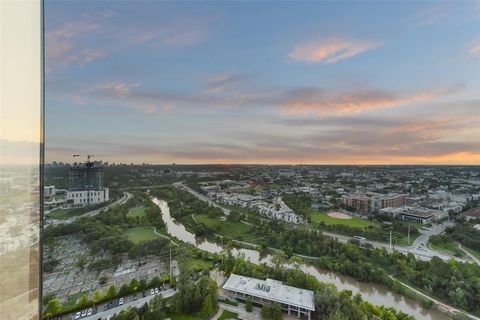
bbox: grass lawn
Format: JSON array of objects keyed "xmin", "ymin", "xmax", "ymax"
[
  {"xmin": 430, "ymin": 240, "xmax": 465, "ymax": 257},
  {"xmin": 124, "ymin": 227, "xmax": 160, "ymax": 244},
  {"xmin": 218, "ymin": 310, "xmax": 239, "ymax": 320},
  {"xmin": 309, "ymin": 210, "xmax": 375, "ymax": 228},
  {"xmin": 127, "ymin": 206, "xmax": 147, "ymax": 218},
  {"xmin": 189, "ymin": 258, "xmax": 213, "ymax": 271},
  {"xmin": 46, "ymin": 208, "xmax": 86, "ymax": 220},
  {"xmin": 194, "ymin": 214, "xmax": 254, "ymax": 240},
  {"xmin": 395, "ymin": 235, "xmax": 419, "ymax": 247}
]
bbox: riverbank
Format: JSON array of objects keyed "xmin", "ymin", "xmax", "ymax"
[{"xmin": 153, "ymin": 197, "xmax": 452, "ymax": 320}]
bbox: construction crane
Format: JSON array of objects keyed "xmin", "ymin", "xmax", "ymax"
[{"xmin": 72, "ymin": 154, "xmax": 95, "ymax": 162}]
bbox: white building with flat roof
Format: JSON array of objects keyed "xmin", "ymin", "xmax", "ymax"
[
  {"xmin": 223, "ymin": 274, "xmax": 315, "ymax": 319},
  {"xmin": 66, "ymin": 188, "xmax": 109, "ymax": 206}
]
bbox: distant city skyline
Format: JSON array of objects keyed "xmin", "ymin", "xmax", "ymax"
[{"xmin": 39, "ymin": 1, "xmax": 480, "ymax": 165}]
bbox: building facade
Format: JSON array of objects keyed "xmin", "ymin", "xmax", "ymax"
[
  {"xmin": 342, "ymin": 193, "xmax": 407, "ymax": 214},
  {"xmin": 66, "ymin": 188, "xmax": 109, "ymax": 206}
]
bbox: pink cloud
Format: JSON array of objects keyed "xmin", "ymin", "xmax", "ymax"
[
  {"xmin": 92, "ymin": 81, "xmax": 141, "ymax": 98},
  {"xmin": 45, "ymin": 14, "xmax": 112, "ymax": 69},
  {"xmin": 283, "ymin": 84, "xmax": 464, "ymax": 115},
  {"xmin": 288, "ymin": 38, "xmax": 378, "ymax": 64}
]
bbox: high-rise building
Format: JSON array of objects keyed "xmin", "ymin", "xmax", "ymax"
[{"xmin": 66, "ymin": 161, "xmax": 109, "ymax": 207}]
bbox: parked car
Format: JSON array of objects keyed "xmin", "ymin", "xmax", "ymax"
[
  {"xmin": 81, "ymin": 309, "xmax": 87, "ymax": 317},
  {"xmin": 74, "ymin": 312, "xmax": 81, "ymax": 319},
  {"xmin": 119, "ymin": 297, "xmax": 124, "ymax": 305},
  {"xmin": 103, "ymin": 303, "xmax": 108, "ymax": 311},
  {"xmin": 154, "ymin": 288, "xmax": 159, "ymax": 294},
  {"xmin": 87, "ymin": 308, "xmax": 92, "ymax": 316},
  {"xmin": 150, "ymin": 288, "xmax": 155, "ymax": 295}
]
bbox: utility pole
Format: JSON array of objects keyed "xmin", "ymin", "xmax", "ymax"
[
  {"xmin": 389, "ymin": 229, "xmax": 392, "ymax": 253},
  {"xmin": 169, "ymin": 247, "xmax": 172, "ymax": 278},
  {"xmin": 407, "ymin": 223, "xmax": 411, "ymax": 245}
]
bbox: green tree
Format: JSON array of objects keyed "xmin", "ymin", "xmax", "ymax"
[
  {"xmin": 261, "ymin": 304, "xmax": 271, "ymax": 319},
  {"xmin": 201, "ymin": 294, "xmax": 214, "ymax": 316},
  {"xmin": 149, "ymin": 276, "xmax": 162, "ymax": 288},
  {"xmin": 93, "ymin": 290, "xmax": 103, "ymax": 304},
  {"xmin": 77, "ymin": 293, "xmax": 90, "ymax": 309},
  {"xmin": 139, "ymin": 278, "xmax": 147, "ymax": 290},
  {"xmin": 271, "ymin": 302, "xmax": 282, "ymax": 320},
  {"xmin": 129, "ymin": 278, "xmax": 140, "ymax": 292},
  {"xmin": 119, "ymin": 284, "xmax": 130, "ymax": 296},
  {"xmin": 106, "ymin": 284, "xmax": 117, "ymax": 299},
  {"xmin": 44, "ymin": 298, "xmax": 62, "ymax": 318},
  {"xmin": 245, "ymin": 296, "xmax": 253, "ymax": 312}
]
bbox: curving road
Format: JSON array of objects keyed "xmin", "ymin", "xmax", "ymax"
[{"xmin": 46, "ymin": 192, "xmax": 133, "ymax": 226}]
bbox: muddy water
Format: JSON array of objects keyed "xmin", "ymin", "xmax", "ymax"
[{"xmin": 153, "ymin": 198, "xmax": 449, "ymax": 320}]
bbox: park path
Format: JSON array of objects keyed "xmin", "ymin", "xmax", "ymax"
[
  {"xmin": 388, "ymin": 275, "xmax": 480, "ymax": 320},
  {"xmin": 153, "ymin": 226, "xmax": 179, "ymax": 246},
  {"xmin": 458, "ymin": 245, "xmax": 480, "ymax": 266}
]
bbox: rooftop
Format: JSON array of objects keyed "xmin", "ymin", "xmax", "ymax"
[
  {"xmin": 223, "ymin": 274, "xmax": 315, "ymax": 311},
  {"xmin": 464, "ymin": 208, "xmax": 480, "ymax": 217}
]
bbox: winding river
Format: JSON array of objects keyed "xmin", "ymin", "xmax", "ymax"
[{"xmin": 152, "ymin": 197, "xmax": 450, "ymax": 320}]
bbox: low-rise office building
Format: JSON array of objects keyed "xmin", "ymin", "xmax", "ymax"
[
  {"xmin": 223, "ymin": 274, "xmax": 315, "ymax": 319},
  {"xmin": 66, "ymin": 188, "xmax": 109, "ymax": 206}
]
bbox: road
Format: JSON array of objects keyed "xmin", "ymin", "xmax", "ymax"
[
  {"xmin": 176, "ymin": 183, "xmax": 468, "ymax": 263},
  {"xmin": 46, "ymin": 192, "xmax": 133, "ymax": 226},
  {"xmin": 63, "ymin": 288, "xmax": 176, "ymax": 320},
  {"xmin": 174, "ymin": 182, "xmax": 231, "ymax": 216},
  {"xmin": 322, "ymin": 230, "xmax": 467, "ymax": 262}
]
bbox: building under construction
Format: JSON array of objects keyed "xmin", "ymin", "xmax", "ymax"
[{"xmin": 66, "ymin": 158, "xmax": 109, "ymax": 207}]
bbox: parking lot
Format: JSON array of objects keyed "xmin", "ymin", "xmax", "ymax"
[{"xmin": 43, "ymin": 236, "xmax": 173, "ymax": 307}]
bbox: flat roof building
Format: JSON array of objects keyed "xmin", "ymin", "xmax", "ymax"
[{"xmin": 223, "ymin": 274, "xmax": 315, "ymax": 319}]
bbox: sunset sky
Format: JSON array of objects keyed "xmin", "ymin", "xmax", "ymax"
[{"xmin": 43, "ymin": 1, "xmax": 480, "ymax": 164}]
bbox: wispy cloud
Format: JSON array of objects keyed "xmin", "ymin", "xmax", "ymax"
[
  {"xmin": 411, "ymin": 5, "xmax": 447, "ymax": 27},
  {"xmin": 204, "ymin": 73, "xmax": 246, "ymax": 94},
  {"xmin": 45, "ymin": 11, "xmax": 115, "ymax": 69},
  {"xmin": 288, "ymin": 38, "xmax": 379, "ymax": 64},
  {"xmin": 46, "ymin": 11, "xmax": 212, "ymax": 72},
  {"xmin": 92, "ymin": 81, "xmax": 142, "ymax": 98},
  {"xmin": 468, "ymin": 39, "xmax": 480, "ymax": 56},
  {"xmin": 282, "ymin": 84, "xmax": 464, "ymax": 115}
]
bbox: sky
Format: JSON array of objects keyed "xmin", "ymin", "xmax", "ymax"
[{"xmin": 42, "ymin": 1, "xmax": 480, "ymax": 165}]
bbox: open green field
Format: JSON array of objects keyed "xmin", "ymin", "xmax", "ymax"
[
  {"xmin": 194, "ymin": 214, "xmax": 254, "ymax": 240},
  {"xmin": 429, "ymin": 240, "xmax": 468, "ymax": 258},
  {"xmin": 46, "ymin": 208, "xmax": 86, "ymax": 220},
  {"xmin": 218, "ymin": 310, "xmax": 239, "ymax": 320},
  {"xmin": 309, "ymin": 210, "xmax": 375, "ymax": 228},
  {"xmin": 128, "ymin": 206, "xmax": 147, "ymax": 218},
  {"xmin": 124, "ymin": 227, "xmax": 160, "ymax": 244},
  {"xmin": 189, "ymin": 258, "xmax": 213, "ymax": 271}
]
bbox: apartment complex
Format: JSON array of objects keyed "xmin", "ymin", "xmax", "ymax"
[
  {"xmin": 66, "ymin": 161, "xmax": 109, "ymax": 207},
  {"xmin": 342, "ymin": 192, "xmax": 406, "ymax": 214}
]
